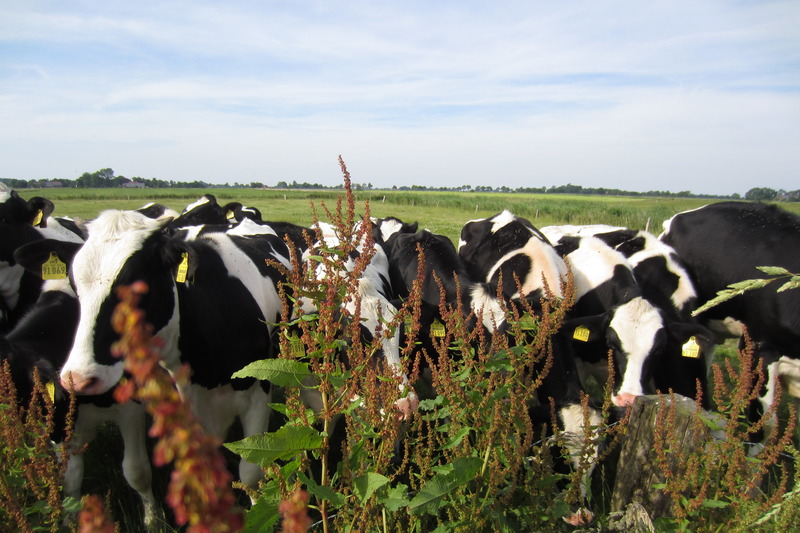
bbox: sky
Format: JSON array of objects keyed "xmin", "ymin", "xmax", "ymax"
[{"xmin": 1, "ymin": 1, "xmax": 798, "ymax": 195}]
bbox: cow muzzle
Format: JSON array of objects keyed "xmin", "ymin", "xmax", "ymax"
[
  {"xmin": 612, "ymin": 391, "xmax": 638, "ymax": 407},
  {"xmin": 60, "ymin": 371, "xmax": 104, "ymax": 395}
]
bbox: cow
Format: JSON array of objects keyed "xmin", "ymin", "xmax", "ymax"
[
  {"xmin": 541, "ymin": 226, "xmax": 716, "ymax": 407},
  {"xmin": 8, "ymin": 206, "xmax": 178, "ymax": 530},
  {"xmin": 52, "ymin": 207, "xmax": 293, "ymax": 500},
  {"xmin": 296, "ymin": 221, "xmax": 416, "ymax": 420},
  {"xmin": 0, "ymin": 185, "xmax": 84, "ymax": 332},
  {"xmin": 660, "ymin": 201, "xmax": 800, "ymax": 442},
  {"xmin": 457, "ymin": 211, "xmax": 601, "ymax": 525}
]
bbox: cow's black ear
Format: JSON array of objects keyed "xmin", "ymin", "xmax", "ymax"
[
  {"xmin": 24, "ymin": 197, "xmax": 55, "ymax": 227},
  {"xmin": 667, "ymin": 321, "xmax": 717, "ymax": 357},
  {"xmin": 14, "ymin": 239, "xmax": 82, "ymax": 277},
  {"xmin": 407, "ymin": 221, "xmax": 419, "ymax": 233},
  {"xmin": 161, "ymin": 238, "xmax": 198, "ymax": 281},
  {"xmin": 562, "ymin": 314, "xmax": 608, "ymax": 343}
]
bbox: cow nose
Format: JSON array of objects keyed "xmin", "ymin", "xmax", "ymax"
[
  {"xmin": 612, "ymin": 392, "xmax": 638, "ymax": 407},
  {"xmin": 60, "ymin": 371, "xmax": 98, "ymax": 394}
]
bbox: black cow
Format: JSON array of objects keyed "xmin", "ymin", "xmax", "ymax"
[
  {"xmin": 0, "ymin": 186, "xmax": 84, "ymax": 332},
  {"xmin": 660, "ymin": 201, "xmax": 800, "ymax": 440}
]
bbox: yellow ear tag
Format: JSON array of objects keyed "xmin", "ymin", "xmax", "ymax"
[
  {"xmin": 289, "ymin": 334, "xmax": 306, "ymax": 357},
  {"xmin": 32, "ymin": 209, "xmax": 44, "ymax": 226},
  {"xmin": 45, "ymin": 382, "xmax": 55, "ymax": 402},
  {"xmin": 431, "ymin": 319, "xmax": 446, "ymax": 338},
  {"xmin": 175, "ymin": 252, "xmax": 189, "ymax": 283},
  {"xmin": 41, "ymin": 252, "xmax": 67, "ymax": 280},
  {"xmin": 573, "ymin": 325, "xmax": 591, "ymax": 342},
  {"xmin": 226, "ymin": 210, "xmax": 236, "ymax": 220},
  {"xmin": 682, "ymin": 336, "xmax": 701, "ymax": 358}
]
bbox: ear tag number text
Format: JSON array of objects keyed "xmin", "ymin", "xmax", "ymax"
[
  {"xmin": 175, "ymin": 252, "xmax": 189, "ymax": 283},
  {"xmin": 573, "ymin": 325, "xmax": 591, "ymax": 342},
  {"xmin": 42, "ymin": 252, "xmax": 67, "ymax": 280}
]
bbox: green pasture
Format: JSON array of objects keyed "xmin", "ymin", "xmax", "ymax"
[{"xmin": 28, "ymin": 187, "xmax": 800, "ymax": 243}]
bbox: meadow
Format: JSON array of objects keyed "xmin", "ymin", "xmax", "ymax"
[
  {"xmin": 6, "ymin": 186, "xmax": 800, "ymax": 532},
  {"xmin": 27, "ymin": 187, "xmax": 783, "ymax": 243}
]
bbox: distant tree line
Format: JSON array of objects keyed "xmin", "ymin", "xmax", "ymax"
[{"xmin": 2, "ymin": 169, "xmax": 798, "ymax": 201}]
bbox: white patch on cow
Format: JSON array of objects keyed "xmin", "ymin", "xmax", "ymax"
[
  {"xmin": 227, "ymin": 218, "xmax": 278, "ymax": 237},
  {"xmin": 489, "ymin": 209, "xmax": 517, "ymax": 234},
  {"xmin": 36, "ymin": 217, "xmax": 85, "ymax": 244},
  {"xmin": 610, "ymin": 297, "xmax": 664, "ymax": 398},
  {"xmin": 182, "ymin": 195, "xmax": 212, "ymax": 213},
  {"xmin": 201, "ymin": 232, "xmax": 283, "ymax": 329},
  {"xmin": 470, "ymin": 285, "xmax": 507, "ymax": 331},
  {"xmin": 484, "ymin": 235, "xmax": 568, "ymax": 299},
  {"xmin": 62, "ymin": 210, "xmax": 167, "ymax": 394},
  {"xmin": 0, "ymin": 260, "xmax": 24, "ymax": 310},
  {"xmin": 558, "ymin": 403, "xmax": 602, "ymax": 498},
  {"xmin": 541, "ymin": 224, "xmax": 625, "ymax": 241},
  {"xmin": 659, "ymin": 204, "xmax": 710, "ymax": 239},
  {"xmin": 778, "ymin": 356, "xmax": 800, "ymax": 398},
  {"xmin": 378, "ymin": 218, "xmax": 405, "ymax": 242},
  {"xmin": 67, "ymin": 401, "xmax": 159, "ymax": 528},
  {"xmin": 183, "ymin": 382, "xmax": 272, "ymax": 490},
  {"xmin": 623, "ymin": 232, "xmax": 697, "ymax": 312},
  {"xmin": 550, "ymin": 235, "xmax": 625, "ymax": 300}
]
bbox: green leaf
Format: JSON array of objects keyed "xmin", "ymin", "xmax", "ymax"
[
  {"xmin": 232, "ymin": 358, "xmax": 310, "ymax": 388},
  {"xmin": 298, "ymin": 472, "xmax": 347, "ymax": 507},
  {"xmin": 408, "ymin": 457, "xmax": 483, "ymax": 515},
  {"xmin": 353, "ymin": 472, "xmax": 390, "ymax": 504},
  {"xmin": 378, "ymin": 483, "xmax": 410, "ymax": 512},
  {"xmin": 440, "ymin": 427, "xmax": 472, "ymax": 450},
  {"xmin": 225, "ymin": 425, "xmax": 323, "ymax": 467},
  {"xmin": 778, "ymin": 279, "xmax": 800, "ymax": 292},
  {"xmin": 701, "ymin": 498, "xmax": 730, "ymax": 509},
  {"xmin": 241, "ymin": 483, "xmax": 282, "ymax": 533},
  {"xmin": 757, "ymin": 266, "xmax": 792, "ymax": 276}
]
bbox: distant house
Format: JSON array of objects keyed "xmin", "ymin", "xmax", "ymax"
[
  {"xmin": 122, "ymin": 181, "xmax": 146, "ymax": 188},
  {"xmin": 42, "ymin": 181, "xmax": 63, "ymax": 188}
]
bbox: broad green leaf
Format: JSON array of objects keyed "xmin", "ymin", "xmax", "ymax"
[
  {"xmin": 378, "ymin": 483, "xmax": 410, "ymax": 512},
  {"xmin": 241, "ymin": 483, "xmax": 282, "ymax": 533},
  {"xmin": 225, "ymin": 425, "xmax": 323, "ymax": 467},
  {"xmin": 353, "ymin": 472, "xmax": 390, "ymax": 504},
  {"xmin": 232, "ymin": 358, "xmax": 310, "ymax": 388},
  {"xmin": 408, "ymin": 457, "xmax": 483, "ymax": 515}
]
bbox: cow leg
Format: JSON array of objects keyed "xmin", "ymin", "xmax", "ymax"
[
  {"xmin": 116, "ymin": 401, "xmax": 161, "ymax": 531},
  {"xmin": 558, "ymin": 403, "xmax": 602, "ymax": 526},
  {"xmin": 236, "ymin": 384, "xmax": 272, "ymax": 497}
]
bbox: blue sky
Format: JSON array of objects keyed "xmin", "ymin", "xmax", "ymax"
[{"xmin": 1, "ymin": 1, "xmax": 798, "ymax": 195}]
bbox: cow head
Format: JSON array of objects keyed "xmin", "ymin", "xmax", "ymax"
[{"xmin": 57, "ymin": 210, "xmax": 187, "ymax": 395}]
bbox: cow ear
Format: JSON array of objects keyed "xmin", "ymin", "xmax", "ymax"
[
  {"xmin": 14, "ymin": 239, "xmax": 82, "ymax": 277},
  {"xmin": 161, "ymin": 239, "xmax": 198, "ymax": 281},
  {"xmin": 26, "ymin": 197, "xmax": 55, "ymax": 228},
  {"xmin": 667, "ymin": 321, "xmax": 717, "ymax": 357},
  {"xmin": 562, "ymin": 314, "xmax": 607, "ymax": 343}
]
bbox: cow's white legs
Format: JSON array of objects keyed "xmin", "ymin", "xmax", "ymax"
[
  {"xmin": 558, "ymin": 403, "xmax": 603, "ymax": 526},
  {"xmin": 116, "ymin": 401, "xmax": 161, "ymax": 530},
  {"xmin": 237, "ymin": 385, "xmax": 272, "ymax": 494}
]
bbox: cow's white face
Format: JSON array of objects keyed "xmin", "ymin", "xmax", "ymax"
[
  {"xmin": 60, "ymin": 210, "xmax": 170, "ymax": 395},
  {"xmin": 609, "ymin": 297, "xmax": 665, "ymax": 403}
]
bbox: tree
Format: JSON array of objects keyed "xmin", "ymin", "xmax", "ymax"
[{"xmin": 745, "ymin": 187, "xmax": 777, "ymax": 201}]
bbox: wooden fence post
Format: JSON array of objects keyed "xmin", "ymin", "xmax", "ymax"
[{"xmin": 610, "ymin": 395, "xmax": 721, "ymax": 521}]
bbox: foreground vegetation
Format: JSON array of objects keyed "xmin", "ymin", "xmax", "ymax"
[{"xmin": 2, "ymin": 181, "xmax": 800, "ymax": 532}]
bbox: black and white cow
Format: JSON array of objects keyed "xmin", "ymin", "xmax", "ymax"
[
  {"xmin": 660, "ymin": 201, "xmax": 800, "ymax": 438},
  {"xmin": 0, "ymin": 186, "xmax": 84, "ymax": 332},
  {"xmin": 54, "ymin": 207, "xmax": 293, "ymax": 496},
  {"xmin": 296, "ymin": 221, "xmax": 416, "ymax": 420},
  {"xmin": 457, "ymin": 211, "xmax": 601, "ymax": 525},
  {"xmin": 542, "ymin": 226, "xmax": 716, "ymax": 407}
]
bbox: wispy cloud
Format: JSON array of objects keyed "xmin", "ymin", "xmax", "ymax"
[{"xmin": 1, "ymin": 1, "xmax": 798, "ymax": 194}]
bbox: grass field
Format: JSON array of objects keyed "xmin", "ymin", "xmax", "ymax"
[{"xmin": 24, "ymin": 187, "xmax": 800, "ymax": 242}]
